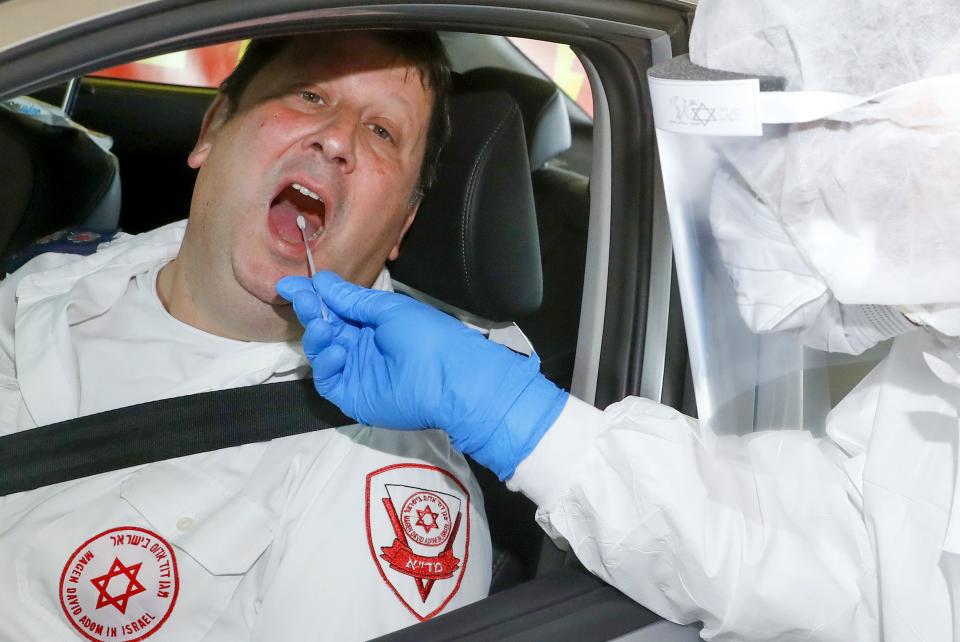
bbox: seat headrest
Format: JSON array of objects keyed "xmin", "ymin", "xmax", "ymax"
[
  {"xmin": 458, "ymin": 68, "xmax": 572, "ymax": 170},
  {"xmin": 388, "ymin": 83, "xmax": 542, "ymax": 322},
  {"xmin": 0, "ymin": 101, "xmax": 120, "ymax": 259}
]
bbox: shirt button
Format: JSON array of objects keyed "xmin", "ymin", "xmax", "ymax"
[{"xmin": 176, "ymin": 516, "xmax": 195, "ymax": 532}]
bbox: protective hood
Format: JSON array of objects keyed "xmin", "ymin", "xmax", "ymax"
[{"xmin": 686, "ymin": 0, "xmax": 960, "ymax": 326}]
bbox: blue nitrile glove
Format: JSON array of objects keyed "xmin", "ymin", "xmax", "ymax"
[{"xmin": 276, "ymin": 271, "xmax": 569, "ymax": 480}]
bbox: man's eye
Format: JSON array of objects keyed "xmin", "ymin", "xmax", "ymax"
[
  {"xmin": 300, "ymin": 90, "xmax": 323, "ymax": 104},
  {"xmin": 370, "ymin": 124, "xmax": 394, "ymax": 142}
]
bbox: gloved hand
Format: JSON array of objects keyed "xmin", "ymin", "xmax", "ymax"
[{"xmin": 276, "ymin": 272, "xmax": 569, "ymax": 480}]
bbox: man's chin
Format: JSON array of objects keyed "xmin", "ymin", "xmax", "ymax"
[
  {"xmin": 246, "ymin": 283, "xmax": 295, "ymax": 308},
  {"xmin": 236, "ymin": 262, "xmax": 300, "ymax": 307}
]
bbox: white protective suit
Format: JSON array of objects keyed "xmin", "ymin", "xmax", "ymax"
[
  {"xmin": 509, "ymin": 329, "xmax": 960, "ymax": 641},
  {"xmin": 0, "ymin": 221, "xmax": 491, "ymax": 641},
  {"xmin": 507, "ymin": 1, "xmax": 960, "ymax": 640}
]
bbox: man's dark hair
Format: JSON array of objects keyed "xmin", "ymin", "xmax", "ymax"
[{"xmin": 219, "ymin": 31, "xmax": 451, "ymax": 200}]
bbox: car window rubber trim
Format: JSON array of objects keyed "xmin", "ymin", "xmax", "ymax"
[{"xmin": 0, "ymin": 378, "xmax": 352, "ymax": 496}]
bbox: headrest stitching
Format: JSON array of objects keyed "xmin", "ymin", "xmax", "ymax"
[{"xmin": 459, "ymin": 101, "xmax": 521, "ymax": 306}]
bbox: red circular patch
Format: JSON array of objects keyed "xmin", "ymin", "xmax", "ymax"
[
  {"xmin": 400, "ymin": 491, "xmax": 453, "ymax": 547},
  {"xmin": 58, "ymin": 526, "xmax": 179, "ymax": 642}
]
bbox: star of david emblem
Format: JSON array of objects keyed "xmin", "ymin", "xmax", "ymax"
[
  {"xmin": 690, "ymin": 101, "xmax": 717, "ymax": 126},
  {"xmin": 414, "ymin": 506, "xmax": 439, "ymax": 533},
  {"xmin": 90, "ymin": 557, "xmax": 147, "ymax": 614}
]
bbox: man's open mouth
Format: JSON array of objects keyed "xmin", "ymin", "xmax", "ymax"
[{"xmin": 268, "ymin": 182, "xmax": 327, "ymax": 244}]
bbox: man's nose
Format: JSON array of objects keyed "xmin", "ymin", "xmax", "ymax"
[{"xmin": 303, "ymin": 111, "xmax": 357, "ymax": 172}]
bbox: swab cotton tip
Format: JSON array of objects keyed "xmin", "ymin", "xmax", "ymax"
[{"xmin": 297, "ymin": 215, "xmax": 307, "ymax": 231}]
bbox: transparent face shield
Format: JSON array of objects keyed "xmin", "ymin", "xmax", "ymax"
[
  {"xmin": 645, "ymin": 56, "xmax": 960, "ymax": 437},
  {"xmin": 655, "ymin": 128, "xmax": 850, "ymax": 436}
]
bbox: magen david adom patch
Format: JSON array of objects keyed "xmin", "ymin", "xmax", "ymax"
[
  {"xmin": 365, "ymin": 464, "xmax": 471, "ymax": 621},
  {"xmin": 59, "ymin": 526, "xmax": 179, "ymax": 642}
]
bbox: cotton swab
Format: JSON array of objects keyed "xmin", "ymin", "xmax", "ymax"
[
  {"xmin": 296, "ymin": 215, "xmax": 317, "ymax": 277},
  {"xmin": 296, "ymin": 214, "xmax": 328, "ymax": 321}
]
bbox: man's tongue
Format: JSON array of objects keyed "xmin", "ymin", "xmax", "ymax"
[
  {"xmin": 268, "ymin": 185, "xmax": 325, "ymax": 243},
  {"xmin": 269, "ymin": 198, "xmax": 308, "ymax": 243}
]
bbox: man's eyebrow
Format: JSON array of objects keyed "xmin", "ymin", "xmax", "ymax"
[
  {"xmin": 381, "ymin": 93, "xmax": 417, "ymax": 125},
  {"xmin": 360, "ymin": 88, "xmax": 427, "ymax": 142},
  {"xmin": 283, "ymin": 68, "xmax": 430, "ymax": 137}
]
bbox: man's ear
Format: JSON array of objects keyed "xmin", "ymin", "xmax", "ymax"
[
  {"xmin": 187, "ymin": 94, "xmax": 231, "ymax": 169},
  {"xmin": 387, "ymin": 198, "xmax": 421, "ymax": 262}
]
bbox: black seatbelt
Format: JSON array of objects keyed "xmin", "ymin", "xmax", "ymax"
[{"xmin": 0, "ymin": 379, "xmax": 352, "ymax": 496}]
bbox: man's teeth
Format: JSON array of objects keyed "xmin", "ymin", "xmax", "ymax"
[{"xmin": 291, "ymin": 182, "xmax": 322, "ymax": 201}]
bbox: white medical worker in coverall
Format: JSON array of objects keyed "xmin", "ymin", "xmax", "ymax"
[
  {"xmin": 280, "ymin": 2, "xmax": 960, "ymax": 640},
  {"xmin": 0, "ymin": 31, "xmax": 491, "ymax": 641}
]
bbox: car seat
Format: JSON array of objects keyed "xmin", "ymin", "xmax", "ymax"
[
  {"xmin": 456, "ymin": 68, "xmax": 591, "ymax": 390},
  {"xmin": 457, "ymin": 67, "xmax": 573, "ymax": 173},
  {"xmin": 0, "ymin": 100, "xmax": 121, "ymax": 269}
]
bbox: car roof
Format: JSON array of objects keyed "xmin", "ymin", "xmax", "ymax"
[{"xmin": 0, "ymin": 0, "xmax": 695, "ymax": 61}]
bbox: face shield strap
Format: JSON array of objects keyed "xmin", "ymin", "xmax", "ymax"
[{"xmin": 648, "ymin": 54, "xmax": 960, "ymax": 136}]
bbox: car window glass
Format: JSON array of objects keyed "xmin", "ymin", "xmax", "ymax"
[
  {"xmin": 508, "ymin": 38, "xmax": 593, "ymax": 118},
  {"xmin": 90, "ymin": 42, "xmax": 247, "ymax": 88},
  {"xmin": 88, "ymin": 36, "xmax": 593, "ymax": 120}
]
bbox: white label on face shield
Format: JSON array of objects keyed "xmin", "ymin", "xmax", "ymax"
[{"xmin": 648, "ymin": 77, "xmax": 762, "ymax": 136}]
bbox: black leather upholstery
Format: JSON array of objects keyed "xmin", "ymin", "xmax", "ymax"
[
  {"xmin": 458, "ymin": 68, "xmax": 572, "ymax": 170},
  {"xmin": 0, "ymin": 106, "xmax": 121, "ymax": 261},
  {"xmin": 453, "ymin": 71, "xmax": 590, "ymax": 390},
  {"xmin": 389, "ymin": 86, "xmax": 543, "ymax": 322},
  {"xmin": 522, "ymin": 167, "xmax": 590, "ymax": 388}
]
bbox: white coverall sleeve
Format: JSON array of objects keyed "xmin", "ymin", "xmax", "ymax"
[{"xmin": 507, "ymin": 396, "xmax": 875, "ymax": 642}]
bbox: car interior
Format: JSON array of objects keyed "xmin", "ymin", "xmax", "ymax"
[
  {"xmin": 0, "ymin": 1, "xmax": 707, "ymax": 639},
  {"xmin": 6, "ymin": 29, "xmax": 593, "ymax": 594}
]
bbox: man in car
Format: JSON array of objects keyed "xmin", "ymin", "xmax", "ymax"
[{"xmin": 0, "ymin": 31, "xmax": 490, "ymax": 641}]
